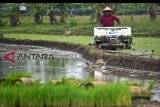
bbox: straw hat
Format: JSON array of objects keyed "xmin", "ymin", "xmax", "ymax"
[{"xmin": 102, "ymin": 6, "xmax": 113, "ymax": 12}]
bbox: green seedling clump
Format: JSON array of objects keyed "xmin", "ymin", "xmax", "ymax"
[
  {"xmin": 0, "ymin": 81, "xmax": 131, "ymax": 107},
  {"xmin": 0, "ymin": 72, "xmax": 32, "ymax": 86}
]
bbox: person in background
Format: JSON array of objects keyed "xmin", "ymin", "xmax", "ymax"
[{"xmin": 99, "ymin": 6, "xmax": 121, "ymax": 27}]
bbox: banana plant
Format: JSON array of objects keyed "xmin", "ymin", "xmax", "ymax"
[
  {"xmin": 57, "ymin": 3, "xmax": 73, "ymax": 24},
  {"xmin": 0, "ymin": 3, "xmax": 8, "ymax": 26},
  {"xmin": 90, "ymin": 3, "xmax": 106, "ymax": 22},
  {"xmin": 149, "ymin": 3, "xmax": 157, "ymax": 21},
  {"xmin": 90, "ymin": 3, "xmax": 120, "ymax": 22},
  {"xmin": 9, "ymin": 3, "xmax": 20, "ymax": 26},
  {"xmin": 28, "ymin": 3, "xmax": 47, "ymax": 24},
  {"xmin": 47, "ymin": 3, "xmax": 58, "ymax": 24}
]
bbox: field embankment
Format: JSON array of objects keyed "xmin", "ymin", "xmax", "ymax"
[{"xmin": 0, "ymin": 37, "xmax": 160, "ymax": 72}]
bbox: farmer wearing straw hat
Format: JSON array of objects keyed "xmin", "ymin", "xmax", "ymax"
[{"xmin": 99, "ymin": 6, "xmax": 121, "ymax": 27}]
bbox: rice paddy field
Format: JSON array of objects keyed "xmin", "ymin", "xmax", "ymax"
[
  {"xmin": 0, "ymin": 15, "xmax": 160, "ymax": 34},
  {"xmin": 0, "ymin": 15, "xmax": 160, "ymax": 107},
  {"xmin": 0, "ymin": 73, "xmax": 132, "ymax": 107},
  {"xmin": 3, "ymin": 33, "xmax": 160, "ymax": 56},
  {"xmin": 0, "ymin": 83, "xmax": 131, "ymax": 107},
  {"xmin": 1, "ymin": 15, "xmax": 160, "ymax": 56}
]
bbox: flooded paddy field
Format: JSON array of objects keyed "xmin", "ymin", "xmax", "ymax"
[{"xmin": 0, "ymin": 43, "xmax": 160, "ymax": 105}]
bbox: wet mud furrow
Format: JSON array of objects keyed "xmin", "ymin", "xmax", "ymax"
[
  {"xmin": 1, "ymin": 31, "xmax": 160, "ymax": 37},
  {"xmin": 0, "ymin": 37, "xmax": 160, "ymax": 72}
]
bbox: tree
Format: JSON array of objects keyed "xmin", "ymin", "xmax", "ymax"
[
  {"xmin": 57, "ymin": 3, "xmax": 73, "ymax": 24},
  {"xmin": 121, "ymin": 3, "xmax": 148, "ymax": 21},
  {"xmin": 0, "ymin": 4, "xmax": 7, "ymax": 27},
  {"xmin": 149, "ymin": 3, "xmax": 157, "ymax": 21},
  {"xmin": 9, "ymin": 3, "xmax": 20, "ymax": 26},
  {"xmin": 90, "ymin": 3, "xmax": 120, "ymax": 22},
  {"xmin": 90, "ymin": 3, "xmax": 104, "ymax": 22},
  {"xmin": 47, "ymin": 3, "xmax": 58, "ymax": 24},
  {"xmin": 28, "ymin": 3, "xmax": 47, "ymax": 24}
]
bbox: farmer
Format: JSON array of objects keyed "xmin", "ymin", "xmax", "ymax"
[{"xmin": 99, "ymin": 6, "xmax": 121, "ymax": 27}]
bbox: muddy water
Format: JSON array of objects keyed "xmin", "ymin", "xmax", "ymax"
[
  {"xmin": 0, "ymin": 43, "xmax": 91, "ymax": 83},
  {"xmin": 0, "ymin": 43, "xmax": 160, "ymax": 102}
]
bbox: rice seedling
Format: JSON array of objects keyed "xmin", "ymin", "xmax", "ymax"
[
  {"xmin": 0, "ymin": 72, "xmax": 32, "ymax": 86},
  {"xmin": 44, "ymin": 84, "xmax": 71, "ymax": 107},
  {"xmin": 3, "ymin": 33, "xmax": 93, "ymax": 45},
  {"xmin": 19, "ymin": 85, "xmax": 45, "ymax": 107},
  {"xmin": 0, "ymin": 81, "xmax": 132, "ymax": 107},
  {"xmin": 0, "ymin": 73, "xmax": 132, "ymax": 107},
  {"xmin": 69, "ymin": 84, "xmax": 95, "ymax": 107},
  {"xmin": 148, "ymin": 80, "xmax": 155, "ymax": 91},
  {"xmin": 0, "ymin": 87, "xmax": 20, "ymax": 107},
  {"xmin": 94, "ymin": 83, "xmax": 131, "ymax": 107}
]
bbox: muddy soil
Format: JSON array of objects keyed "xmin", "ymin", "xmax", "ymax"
[
  {"xmin": 2, "ymin": 31, "xmax": 160, "ymax": 37},
  {"xmin": 101, "ymin": 65, "xmax": 160, "ymax": 80},
  {"xmin": 0, "ymin": 37, "xmax": 160, "ymax": 73},
  {"xmin": 133, "ymin": 99, "xmax": 160, "ymax": 107}
]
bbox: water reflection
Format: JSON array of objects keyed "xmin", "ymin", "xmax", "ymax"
[
  {"xmin": 0, "ymin": 44, "xmax": 91, "ymax": 82},
  {"xmin": 0, "ymin": 43, "xmax": 160, "ymax": 102},
  {"xmin": 94, "ymin": 71, "xmax": 147, "ymax": 83}
]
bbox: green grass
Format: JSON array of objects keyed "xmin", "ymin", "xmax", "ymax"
[
  {"xmin": 0, "ymin": 72, "xmax": 32, "ymax": 86},
  {"xmin": 132, "ymin": 37, "xmax": 160, "ymax": 56},
  {"xmin": 3, "ymin": 33, "xmax": 93, "ymax": 45},
  {"xmin": 119, "ymin": 37, "xmax": 160, "ymax": 56},
  {"xmin": 119, "ymin": 15, "xmax": 160, "ymax": 33},
  {"xmin": 0, "ymin": 82, "xmax": 131, "ymax": 107},
  {"xmin": 3, "ymin": 33, "xmax": 160, "ymax": 56},
  {"xmin": 0, "ymin": 15, "xmax": 160, "ymax": 34}
]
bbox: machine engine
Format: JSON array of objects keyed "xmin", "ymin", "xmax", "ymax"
[{"xmin": 94, "ymin": 27, "xmax": 132, "ymax": 50}]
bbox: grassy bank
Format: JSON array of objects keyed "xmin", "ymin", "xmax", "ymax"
[
  {"xmin": 3, "ymin": 33, "xmax": 160, "ymax": 56},
  {"xmin": 0, "ymin": 15, "xmax": 160, "ymax": 34}
]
